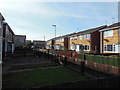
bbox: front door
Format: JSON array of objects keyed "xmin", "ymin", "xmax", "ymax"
[{"xmin": 76, "ymin": 45, "xmax": 80, "ymax": 52}]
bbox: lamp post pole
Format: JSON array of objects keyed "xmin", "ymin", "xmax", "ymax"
[
  {"xmin": 52, "ymin": 24, "xmax": 56, "ymax": 51},
  {"xmin": 52, "ymin": 24, "xmax": 56, "ymax": 38}
]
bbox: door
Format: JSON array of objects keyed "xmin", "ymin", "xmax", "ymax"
[{"xmin": 76, "ymin": 45, "xmax": 80, "ymax": 52}]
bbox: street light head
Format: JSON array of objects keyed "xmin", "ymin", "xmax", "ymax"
[{"xmin": 52, "ymin": 24, "xmax": 56, "ymax": 27}]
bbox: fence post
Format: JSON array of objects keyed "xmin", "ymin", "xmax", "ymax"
[{"xmin": 84, "ymin": 53, "xmax": 86, "ymax": 60}]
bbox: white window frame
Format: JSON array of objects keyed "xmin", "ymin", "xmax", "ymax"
[
  {"xmin": 104, "ymin": 44, "xmax": 116, "ymax": 52},
  {"xmin": 79, "ymin": 35, "xmax": 82, "ymax": 40},
  {"xmin": 70, "ymin": 37, "xmax": 73, "ymax": 41},
  {"xmin": 83, "ymin": 45, "xmax": 90, "ymax": 51},
  {"xmin": 74, "ymin": 36, "xmax": 77, "ymax": 40},
  {"xmin": 84, "ymin": 34, "xmax": 90, "ymax": 39},
  {"xmin": 104, "ymin": 30, "xmax": 113, "ymax": 37},
  {"xmin": 119, "ymin": 28, "xmax": 120, "ymax": 36},
  {"xmin": 61, "ymin": 38, "xmax": 64, "ymax": 42}
]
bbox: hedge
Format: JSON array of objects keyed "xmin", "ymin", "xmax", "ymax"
[{"xmin": 78, "ymin": 54, "xmax": 120, "ymax": 67}]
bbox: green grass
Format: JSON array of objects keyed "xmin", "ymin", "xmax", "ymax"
[
  {"xmin": 3, "ymin": 67, "xmax": 89, "ymax": 88},
  {"xmin": 8, "ymin": 63, "xmax": 59, "ymax": 71}
]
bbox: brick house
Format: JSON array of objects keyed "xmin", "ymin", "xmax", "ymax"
[
  {"xmin": 68, "ymin": 25, "xmax": 107, "ymax": 53},
  {"xmin": 100, "ymin": 22, "xmax": 120, "ymax": 54},
  {"xmin": 3, "ymin": 22, "xmax": 15, "ymax": 58},
  {"xmin": 0, "ymin": 13, "xmax": 5, "ymax": 63},
  {"xmin": 54, "ymin": 36, "xmax": 64, "ymax": 50},
  {"xmin": 46, "ymin": 33, "xmax": 76, "ymax": 50},
  {"xmin": 46, "ymin": 39, "xmax": 55, "ymax": 49},
  {"xmin": 14, "ymin": 35, "xmax": 26, "ymax": 48},
  {"xmin": 33, "ymin": 40, "xmax": 46, "ymax": 49}
]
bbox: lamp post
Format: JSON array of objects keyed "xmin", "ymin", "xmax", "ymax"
[
  {"xmin": 52, "ymin": 24, "xmax": 56, "ymax": 51},
  {"xmin": 52, "ymin": 24, "xmax": 56, "ymax": 38}
]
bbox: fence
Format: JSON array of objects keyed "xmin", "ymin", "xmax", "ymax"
[{"xmin": 78, "ymin": 54, "xmax": 120, "ymax": 67}]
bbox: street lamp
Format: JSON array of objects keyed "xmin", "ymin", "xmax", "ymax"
[{"xmin": 52, "ymin": 24, "xmax": 56, "ymax": 38}]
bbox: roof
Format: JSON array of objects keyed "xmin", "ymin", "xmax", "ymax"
[
  {"xmin": 15, "ymin": 35, "xmax": 26, "ymax": 37},
  {"xmin": 0, "ymin": 12, "xmax": 5, "ymax": 20},
  {"xmin": 46, "ymin": 25, "xmax": 106, "ymax": 41},
  {"xmin": 76, "ymin": 25, "xmax": 107, "ymax": 35},
  {"xmin": 63, "ymin": 32, "xmax": 76, "ymax": 37},
  {"xmin": 3, "ymin": 22, "xmax": 15, "ymax": 35},
  {"xmin": 99, "ymin": 22, "xmax": 120, "ymax": 31},
  {"xmin": 106, "ymin": 22, "xmax": 120, "ymax": 28},
  {"xmin": 33, "ymin": 40, "xmax": 45, "ymax": 42}
]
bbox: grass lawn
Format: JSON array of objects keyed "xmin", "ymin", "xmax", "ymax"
[
  {"xmin": 3, "ymin": 67, "xmax": 89, "ymax": 88},
  {"xmin": 8, "ymin": 62, "xmax": 59, "ymax": 71}
]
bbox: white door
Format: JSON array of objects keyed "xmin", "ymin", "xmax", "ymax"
[
  {"xmin": 0, "ymin": 37, "xmax": 2, "ymax": 63},
  {"xmin": 76, "ymin": 45, "xmax": 80, "ymax": 51}
]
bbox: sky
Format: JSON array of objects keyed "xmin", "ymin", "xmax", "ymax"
[{"xmin": 0, "ymin": 0, "xmax": 119, "ymax": 41}]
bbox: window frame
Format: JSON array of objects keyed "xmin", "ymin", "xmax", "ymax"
[
  {"xmin": 84, "ymin": 34, "xmax": 90, "ymax": 39},
  {"xmin": 104, "ymin": 30, "xmax": 113, "ymax": 37},
  {"xmin": 79, "ymin": 35, "xmax": 82, "ymax": 40}
]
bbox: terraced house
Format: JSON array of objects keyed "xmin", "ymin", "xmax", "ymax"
[
  {"xmin": 54, "ymin": 36, "xmax": 64, "ymax": 50},
  {"xmin": 46, "ymin": 39, "xmax": 55, "ymax": 49},
  {"xmin": 54, "ymin": 33, "xmax": 76, "ymax": 50},
  {"xmin": 100, "ymin": 22, "xmax": 120, "ymax": 54},
  {"xmin": 2, "ymin": 22, "xmax": 15, "ymax": 58},
  {"xmin": 69, "ymin": 25, "xmax": 107, "ymax": 53},
  {"xmin": 0, "ymin": 13, "xmax": 5, "ymax": 63}
]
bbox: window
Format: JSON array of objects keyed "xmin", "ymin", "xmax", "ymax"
[
  {"xmin": 61, "ymin": 38, "xmax": 64, "ymax": 42},
  {"xmin": 113, "ymin": 45, "xmax": 116, "ymax": 51},
  {"xmin": 104, "ymin": 45, "xmax": 107, "ymax": 51},
  {"xmin": 104, "ymin": 30, "xmax": 113, "ymax": 37},
  {"xmin": 74, "ymin": 36, "xmax": 77, "ymax": 40},
  {"xmin": 84, "ymin": 34, "xmax": 90, "ymax": 39},
  {"xmin": 107, "ymin": 45, "xmax": 112, "ymax": 51},
  {"xmin": 83, "ymin": 45, "xmax": 89, "ymax": 50},
  {"xmin": 118, "ymin": 28, "xmax": 120, "ymax": 36},
  {"xmin": 70, "ymin": 37, "xmax": 73, "ymax": 41},
  {"xmin": 104, "ymin": 44, "xmax": 116, "ymax": 52},
  {"xmin": 79, "ymin": 35, "xmax": 82, "ymax": 40}
]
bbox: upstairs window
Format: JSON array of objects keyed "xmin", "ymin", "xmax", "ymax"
[
  {"xmin": 70, "ymin": 37, "xmax": 73, "ymax": 41},
  {"xmin": 74, "ymin": 36, "xmax": 77, "ymax": 40},
  {"xmin": 84, "ymin": 34, "xmax": 90, "ymax": 39},
  {"xmin": 119, "ymin": 28, "xmax": 120, "ymax": 36},
  {"xmin": 61, "ymin": 38, "xmax": 64, "ymax": 42},
  {"xmin": 79, "ymin": 35, "xmax": 82, "ymax": 40},
  {"xmin": 104, "ymin": 30, "xmax": 113, "ymax": 37}
]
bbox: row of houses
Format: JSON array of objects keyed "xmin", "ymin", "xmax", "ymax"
[
  {"xmin": 46, "ymin": 22, "xmax": 120, "ymax": 54},
  {"xmin": 0, "ymin": 13, "xmax": 26, "ymax": 63}
]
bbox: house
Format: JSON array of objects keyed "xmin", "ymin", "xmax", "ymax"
[
  {"xmin": 3, "ymin": 22, "xmax": 15, "ymax": 58},
  {"xmin": 99, "ymin": 22, "xmax": 120, "ymax": 54},
  {"xmin": 46, "ymin": 39, "xmax": 55, "ymax": 49},
  {"xmin": 33, "ymin": 40, "xmax": 46, "ymax": 49},
  {"xmin": 26, "ymin": 40, "xmax": 32, "ymax": 45},
  {"xmin": 0, "ymin": 13, "xmax": 5, "ymax": 63},
  {"xmin": 54, "ymin": 36, "xmax": 64, "ymax": 50},
  {"xmin": 14, "ymin": 35, "xmax": 26, "ymax": 48},
  {"xmin": 68, "ymin": 25, "xmax": 107, "ymax": 53}
]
